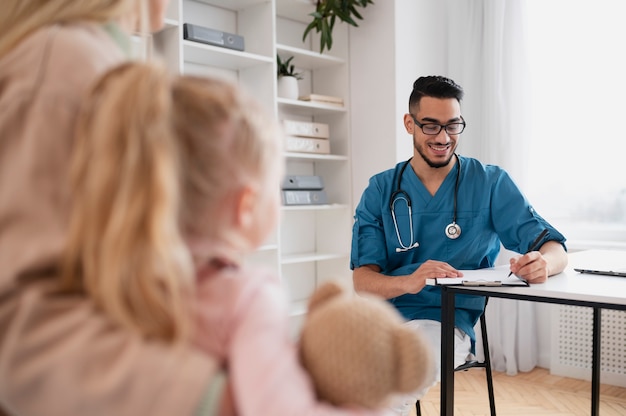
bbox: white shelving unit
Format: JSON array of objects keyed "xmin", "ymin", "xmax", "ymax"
[{"xmin": 153, "ymin": 0, "xmax": 353, "ymax": 336}]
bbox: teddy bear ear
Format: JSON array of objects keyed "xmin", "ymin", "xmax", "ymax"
[
  {"xmin": 392, "ymin": 326, "xmax": 436, "ymax": 394},
  {"xmin": 307, "ymin": 281, "xmax": 344, "ymax": 312}
]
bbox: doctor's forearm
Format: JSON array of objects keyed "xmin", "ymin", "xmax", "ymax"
[
  {"xmin": 540, "ymin": 240, "xmax": 568, "ymax": 276},
  {"xmin": 353, "ymin": 267, "xmax": 414, "ymax": 300}
]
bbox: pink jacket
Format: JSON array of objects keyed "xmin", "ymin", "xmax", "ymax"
[
  {"xmin": 0, "ymin": 22, "xmax": 217, "ymax": 416},
  {"xmin": 194, "ymin": 264, "xmax": 390, "ymax": 416}
]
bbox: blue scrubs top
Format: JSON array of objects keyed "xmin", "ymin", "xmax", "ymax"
[{"xmin": 350, "ymin": 155, "xmax": 566, "ymax": 347}]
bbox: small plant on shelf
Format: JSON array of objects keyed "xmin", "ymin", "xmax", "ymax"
[
  {"xmin": 277, "ymin": 55, "xmax": 303, "ymax": 80},
  {"xmin": 277, "ymin": 55, "xmax": 302, "ymax": 99}
]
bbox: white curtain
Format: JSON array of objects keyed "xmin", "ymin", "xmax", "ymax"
[{"xmin": 443, "ymin": 0, "xmax": 537, "ymax": 375}]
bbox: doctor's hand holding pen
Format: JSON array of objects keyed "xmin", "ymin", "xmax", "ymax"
[{"xmin": 508, "ymin": 230, "xmax": 568, "ymax": 283}]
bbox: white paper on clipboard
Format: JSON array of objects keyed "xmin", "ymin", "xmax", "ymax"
[{"xmin": 428, "ymin": 267, "xmax": 529, "ymax": 287}]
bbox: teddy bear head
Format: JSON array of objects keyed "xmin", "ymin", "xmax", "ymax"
[{"xmin": 299, "ymin": 281, "xmax": 435, "ymax": 409}]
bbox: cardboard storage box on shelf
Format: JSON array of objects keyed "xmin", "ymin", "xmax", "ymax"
[
  {"xmin": 282, "ymin": 120, "xmax": 330, "ymax": 154},
  {"xmin": 284, "ymin": 136, "xmax": 330, "ymax": 154},
  {"xmin": 282, "ymin": 120, "xmax": 329, "ymax": 138}
]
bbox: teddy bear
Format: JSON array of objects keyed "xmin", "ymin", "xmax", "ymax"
[{"xmin": 299, "ymin": 280, "xmax": 435, "ymax": 409}]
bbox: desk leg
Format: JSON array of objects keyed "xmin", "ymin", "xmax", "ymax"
[
  {"xmin": 441, "ymin": 287, "xmax": 455, "ymax": 416},
  {"xmin": 591, "ymin": 308, "xmax": 601, "ymax": 416}
]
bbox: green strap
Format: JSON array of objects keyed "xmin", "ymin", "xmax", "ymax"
[
  {"xmin": 195, "ymin": 370, "xmax": 227, "ymax": 416},
  {"xmin": 102, "ymin": 21, "xmax": 132, "ymax": 58}
]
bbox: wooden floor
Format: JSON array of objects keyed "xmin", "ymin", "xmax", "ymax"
[{"xmin": 411, "ymin": 367, "xmax": 626, "ymax": 416}]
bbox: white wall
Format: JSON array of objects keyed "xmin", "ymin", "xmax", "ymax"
[
  {"xmin": 348, "ymin": 2, "xmax": 397, "ymax": 208},
  {"xmin": 349, "ymin": 0, "xmax": 447, "ymax": 209}
]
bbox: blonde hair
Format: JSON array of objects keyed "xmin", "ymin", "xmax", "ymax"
[
  {"xmin": 61, "ymin": 62, "xmax": 283, "ymax": 343},
  {"xmin": 0, "ymin": 0, "xmax": 143, "ymax": 58}
]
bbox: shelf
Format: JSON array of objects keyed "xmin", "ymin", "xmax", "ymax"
[
  {"xmin": 257, "ymin": 243, "xmax": 279, "ymax": 251},
  {"xmin": 276, "ymin": 0, "xmax": 316, "ymax": 23},
  {"xmin": 276, "ymin": 44, "xmax": 345, "ymax": 69},
  {"xmin": 281, "ymin": 252, "xmax": 349, "ymax": 265},
  {"xmin": 281, "ymin": 203, "xmax": 349, "ymax": 211},
  {"xmin": 193, "ymin": 0, "xmax": 268, "ymax": 10},
  {"xmin": 166, "ymin": 0, "xmax": 352, "ymax": 336},
  {"xmin": 183, "ymin": 40, "xmax": 272, "ymax": 69},
  {"xmin": 285, "ymin": 152, "xmax": 348, "ymax": 162},
  {"xmin": 162, "ymin": 18, "xmax": 179, "ymax": 30},
  {"xmin": 278, "ymin": 97, "xmax": 347, "ymax": 116},
  {"xmin": 289, "ymin": 299, "xmax": 309, "ymax": 317}
]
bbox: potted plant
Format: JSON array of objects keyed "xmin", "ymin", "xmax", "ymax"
[
  {"xmin": 277, "ymin": 55, "xmax": 303, "ymax": 100},
  {"xmin": 303, "ymin": 0, "xmax": 374, "ymax": 53}
]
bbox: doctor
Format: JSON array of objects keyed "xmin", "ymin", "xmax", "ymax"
[{"xmin": 350, "ymin": 75, "xmax": 568, "ymax": 416}]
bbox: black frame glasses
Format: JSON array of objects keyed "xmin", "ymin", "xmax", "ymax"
[{"xmin": 411, "ymin": 114, "xmax": 466, "ymax": 135}]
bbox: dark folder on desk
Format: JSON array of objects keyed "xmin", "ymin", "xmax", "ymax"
[
  {"xmin": 574, "ymin": 268, "xmax": 626, "ymax": 277},
  {"xmin": 572, "ymin": 249, "xmax": 626, "ymax": 278}
]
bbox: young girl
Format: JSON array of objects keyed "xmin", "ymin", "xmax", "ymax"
[{"xmin": 62, "ymin": 61, "xmax": 389, "ymax": 415}]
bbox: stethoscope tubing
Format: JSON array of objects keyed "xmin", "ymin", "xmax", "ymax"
[{"xmin": 389, "ymin": 155, "xmax": 462, "ymax": 251}]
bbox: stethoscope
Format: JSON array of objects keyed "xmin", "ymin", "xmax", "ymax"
[{"xmin": 389, "ymin": 155, "xmax": 462, "ymax": 252}]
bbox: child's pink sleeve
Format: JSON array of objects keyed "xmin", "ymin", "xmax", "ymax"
[{"xmin": 195, "ymin": 271, "xmax": 389, "ymax": 416}]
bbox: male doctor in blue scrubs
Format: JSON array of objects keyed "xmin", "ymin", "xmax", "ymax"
[{"xmin": 350, "ymin": 75, "xmax": 568, "ymax": 416}]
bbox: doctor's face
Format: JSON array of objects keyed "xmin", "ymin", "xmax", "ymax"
[{"xmin": 405, "ymin": 96, "xmax": 462, "ymax": 169}]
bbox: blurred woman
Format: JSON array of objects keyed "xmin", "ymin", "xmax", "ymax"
[{"xmin": 0, "ymin": 2, "xmax": 220, "ymax": 415}]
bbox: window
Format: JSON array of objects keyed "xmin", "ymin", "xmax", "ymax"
[{"xmin": 525, "ymin": 0, "xmax": 626, "ymax": 247}]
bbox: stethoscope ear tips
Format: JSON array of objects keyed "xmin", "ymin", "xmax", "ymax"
[{"xmin": 395, "ymin": 242, "xmax": 420, "ymax": 252}]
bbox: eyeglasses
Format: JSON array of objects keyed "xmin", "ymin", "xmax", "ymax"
[{"xmin": 411, "ymin": 114, "xmax": 466, "ymax": 135}]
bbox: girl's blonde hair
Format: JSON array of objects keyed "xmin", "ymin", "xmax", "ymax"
[
  {"xmin": 61, "ymin": 62, "xmax": 282, "ymax": 343},
  {"xmin": 0, "ymin": 0, "xmax": 143, "ymax": 58}
]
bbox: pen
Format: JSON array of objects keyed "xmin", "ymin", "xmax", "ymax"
[{"xmin": 507, "ymin": 228, "xmax": 549, "ymax": 280}]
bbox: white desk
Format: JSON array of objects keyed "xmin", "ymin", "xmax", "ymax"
[{"xmin": 435, "ymin": 249, "xmax": 626, "ymax": 416}]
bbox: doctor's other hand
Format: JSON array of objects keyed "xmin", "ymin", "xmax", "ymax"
[{"xmin": 509, "ymin": 251, "xmax": 548, "ymax": 283}]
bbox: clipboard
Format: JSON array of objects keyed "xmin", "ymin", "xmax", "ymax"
[
  {"xmin": 459, "ymin": 279, "xmax": 505, "ymax": 287},
  {"xmin": 427, "ymin": 267, "xmax": 530, "ymax": 287}
]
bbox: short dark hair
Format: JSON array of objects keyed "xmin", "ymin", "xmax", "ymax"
[{"xmin": 408, "ymin": 75, "xmax": 464, "ymax": 112}]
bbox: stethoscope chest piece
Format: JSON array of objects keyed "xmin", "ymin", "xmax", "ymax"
[{"xmin": 445, "ymin": 222, "xmax": 461, "ymax": 239}]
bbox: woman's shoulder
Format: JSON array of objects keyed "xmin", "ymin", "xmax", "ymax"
[
  {"xmin": 1, "ymin": 22, "xmax": 125, "ymax": 108},
  {"xmin": 45, "ymin": 22, "xmax": 126, "ymax": 86}
]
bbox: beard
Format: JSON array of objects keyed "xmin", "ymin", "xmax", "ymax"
[{"xmin": 414, "ymin": 138, "xmax": 457, "ymax": 168}]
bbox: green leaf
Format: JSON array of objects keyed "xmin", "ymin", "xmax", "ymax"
[
  {"xmin": 320, "ymin": 18, "xmax": 331, "ymax": 52},
  {"xmin": 322, "ymin": 0, "xmax": 334, "ymax": 13},
  {"xmin": 336, "ymin": 10, "xmax": 356, "ymax": 26},
  {"xmin": 302, "ymin": 21, "xmax": 316, "ymax": 41},
  {"xmin": 277, "ymin": 54, "xmax": 303, "ymax": 79},
  {"xmin": 349, "ymin": 5, "xmax": 364, "ymax": 21}
]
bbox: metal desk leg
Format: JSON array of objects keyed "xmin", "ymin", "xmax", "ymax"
[
  {"xmin": 441, "ymin": 287, "xmax": 455, "ymax": 416},
  {"xmin": 591, "ymin": 308, "xmax": 601, "ymax": 416}
]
